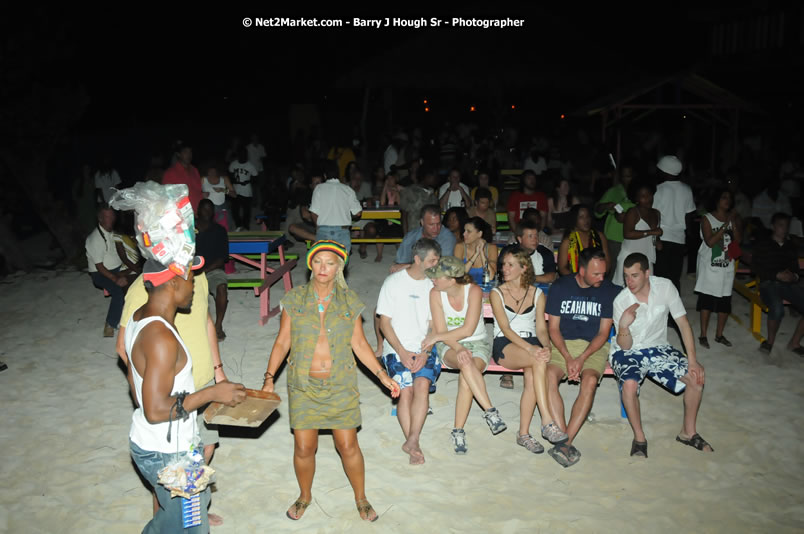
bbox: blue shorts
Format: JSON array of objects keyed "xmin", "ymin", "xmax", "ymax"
[
  {"xmin": 382, "ymin": 351, "xmax": 441, "ymax": 390},
  {"xmin": 610, "ymin": 345, "xmax": 688, "ymax": 395}
]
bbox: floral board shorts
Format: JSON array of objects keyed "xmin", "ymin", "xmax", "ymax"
[
  {"xmin": 610, "ymin": 345, "xmax": 688, "ymax": 395},
  {"xmin": 382, "ymin": 351, "xmax": 441, "ymax": 390}
]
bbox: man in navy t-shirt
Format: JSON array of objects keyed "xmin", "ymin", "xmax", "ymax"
[{"xmin": 544, "ymin": 248, "xmax": 619, "ymax": 467}]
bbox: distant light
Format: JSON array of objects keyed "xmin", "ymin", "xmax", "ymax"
[
  {"xmin": 511, "ymin": 105, "xmax": 516, "ymax": 110},
  {"xmin": 683, "ymin": 115, "xmax": 687, "ymax": 119},
  {"xmin": 223, "ymin": 96, "xmax": 229, "ymax": 100},
  {"xmin": 423, "ymin": 99, "xmax": 428, "ymax": 104},
  {"xmin": 470, "ymin": 106, "xmax": 476, "ymax": 112},
  {"xmin": 425, "ymin": 107, "xmax": 430, "ymax": 112},
  {"xmin": 560, "ymin": 114, "xmax": 565, "ymax": 119}
]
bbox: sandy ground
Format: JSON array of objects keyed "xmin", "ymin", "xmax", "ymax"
[{"xmin": 1, "ymin": 244, "xmax": 803, "ymax": 534}]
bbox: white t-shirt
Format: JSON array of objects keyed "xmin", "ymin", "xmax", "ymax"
[
  {"xmin": 523, "ymin": 156, "xmax": 547, "ymax": 175},
  {"xmin": 530, "ymin": 249, "xmax": 544, "ymax": 275},
  {"xmin": 85, "ymin": 226, "xmax": 122, "ymax": 273},
  {"xmin": 383, "ymin": 145, "xmax": 399, "ymax": 174},
  {"xmin": 247, "ymin": 143, "xmax": 266, "ymax": 172},
  {"xmin": 752, "ymin": 190, "xmax": 792, "ymax": 228},
  {"xmin": 228, "ymin": 160, "xmax": 258, "ymax": 197},
  {"xmin": 652, "ymin": 180, "xmax": 695, "ymax": 244},
  {"xmin": 309, "ymin": 179, "xmax": 362, "ymax": 226},
  {"xmin": 438, "ymin": 182, "xmax": 471, "ymax": 209},
  {"xmin": 376, "ymin": 269, "xmax": 433, "ymax": 355},
  {"xmin": 202, "ymin": 176, "xmax": 227, "ymax": 206},
  {"xmin": 94, "ymin": 170, "xmax": 122, "ymax": 203},
  {"xmin": 610, "ymin": 276, "xmax": 686, "ymax": 356}
]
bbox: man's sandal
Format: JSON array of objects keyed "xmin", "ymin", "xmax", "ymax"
[
  {"xmin": 676, "ymin": 433, "xmax": 714, "ymax": 452},
  {"xmin": 630, "ymin": 440, "xmax": 648, "ymax": 458},
  {"xmin": 547, "ymin": 442, "xmax": 580, "ymax": 468},
  {"xmin": 698, "ymin": 337, "xmax": 710, "ymax": 349},
  {"xmin": 714, "ymin": 335, "xmax": 732, "ymax": 347},
  {"xmin": 356, "ymin": 498, "xmax": 378, "ymax": 522},
  {"xmin": 286, "ymin": 499, "xmax": 311, "ymax": 520}
]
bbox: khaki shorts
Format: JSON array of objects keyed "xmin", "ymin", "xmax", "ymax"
[
  {"xmin": 549, "ymin": 339, "xmax": 609, "ymax": 383},
  {"xmin": 436, "ymin": 339, "xmax": 491, "ymax": 370},
  {"xmin": 206, "ymin": 268, "xmax": 227, "ymax": 293}
]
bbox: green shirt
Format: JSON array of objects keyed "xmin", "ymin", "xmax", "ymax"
[
  {"xmin": 280, "ymin": 282, "xmax": 365, "ymax": 391},
  {"xmin": 595, "ymin": 184, "xmax": 634, "ymax": 243}
]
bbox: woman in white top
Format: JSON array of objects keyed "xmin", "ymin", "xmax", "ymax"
[
  {"xmin": 694, "ymin": 189, "xmax": 741, "ymax": 349},
  {"xmin": 202, "ymin": 165, "xmax": 236, "ymax": 230},
  {"xmin": 489, "ymin": 246, "xmax": 568, "ymax": 454},
  {"xmin": 613, "ymin": 182, "xmax": 662, "ymax": 285},
  {"xmin": 421, "ymin": 256, "xmax": 507, "ymax": 454}
]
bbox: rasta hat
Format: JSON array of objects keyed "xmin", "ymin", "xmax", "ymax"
[
  {"xmin": 143, "ymin": 256, "xmax": 205, "ymax": 287},
  {"xmin": 425, "ymin": 256, "xmax": 466, "ymax": 279},
  {"xmin": 656, "ymin": 155, "xmax": 683, "ymax": 176},
  {"xmin": 306, "ymin": 240, "xmax": 349, "ymax": 270}
]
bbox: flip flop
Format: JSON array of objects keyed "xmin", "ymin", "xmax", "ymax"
[
  {"xmin": 547, "ymin": 442, "xmax": 580, "ymax": 468},
  {"xmin": 630, "ymin": 440, "xmax": 648, "ymax": 458},
  {"xmin": 714, "ymin": 335, "xmax": 732, "ymax": 347},
  {"xmin": 286, "ymin": 499, "xmax": 311, "ymax": 520},
  {"xmin": 698, "ymin": 337, "xmax": 710, "ymax": 349},
  {"xmin": 356, "ymin": 499, "xmax": 379, "ymax": 522},
  {"xmin": 676, "ymin": 433, "xmax": 714, "ymax": 452},
  {"xmin": 759, "ymin": 341, "xmax": 773, "ymax": 353},
  {"xmin": 790, "ymin": 346, "xmax": 804, "ymax": 356}
]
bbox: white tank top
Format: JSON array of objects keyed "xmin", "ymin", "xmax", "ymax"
[
  {"xmin": 440, "ymin": 284, "xmax": 487, "ymax": 343},
  {"xmin": 492, "ymin": 286, "xmax": 543, "ymax": 338},
  {"xmin": 126, "ymin": 315, "xmax": 197, "ymax": 453}
]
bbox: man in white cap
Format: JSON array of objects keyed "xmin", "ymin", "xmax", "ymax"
[{"xmin": 652, "ymin": 155, "xmax": 695, "ymax": 292}]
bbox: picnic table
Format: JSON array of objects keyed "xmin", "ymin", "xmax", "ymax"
[{"xmin": 228, "ymin": 231, "xmax": 297, "ymax": 326}]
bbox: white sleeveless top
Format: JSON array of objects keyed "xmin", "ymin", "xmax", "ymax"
[
  {"xmin": 202, "ymin": 176, "xmax": 227, "ymax": 206},
  {"xmin": 440, "ymin": 284, "xmax": 487, "ymax": 343},
  {"xmin": 492, "ymin": 286, "xmax": 543, "ymax": 338},
  {"xmin": 126, "ymin": 315, "xmax": 197, "ymax": 453}
]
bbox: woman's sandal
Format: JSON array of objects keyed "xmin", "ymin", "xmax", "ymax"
[
  {"xmin": 676, "ymin": 433, "xmax": 714, "ymax": 452},
  {"xmin": 356, "ymin": 498, "xmax": 378, "ymax": 522},
  {"xmin": 499, "ymin": 374, "xmax": 514, "ymax": 389},
  {"xmin": 698, "ymin": 337, "xmax": 710, "ymax": 349},
  {"xmin": 714, "ymin": 335, "xmax": 732, "ymax": 347},
  {"xmin": 630, "ymin": 440, "xmax": 648, "ymax": 458},
  {"xmin": 286, "ymin": 499, "xmax": 311, "ymax": 520}
]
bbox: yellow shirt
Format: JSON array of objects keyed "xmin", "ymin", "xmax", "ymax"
[{"xmin": 121, "ymin": 273, "xmax": 213, "ymax": 389}]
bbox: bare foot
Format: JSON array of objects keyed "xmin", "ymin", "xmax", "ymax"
[
  {"xmin": 216, "ymin": 328, "xmax": 226, "ymax": 341},
  {"xmin": 286, "ymin": 498, "xmax": 311, "ymax": 520},
  {"xmin": 374, "ymin": 346, "xmax": 383, "ymax": 358},
  {"xmin": 402, "ymin": 442, "xmax": 425, "ymax": 464},
  {"xmin": 208, "ymin": 513, "xmax": 223, "ymax": 526},
  {"xmin": 374, "ymin": 255, "xmax": 383, "ymax": 262}
]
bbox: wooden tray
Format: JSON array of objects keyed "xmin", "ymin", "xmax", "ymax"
[{"xmin": 203, "ymin": 389, "xmax": 281, "ymax": 427}]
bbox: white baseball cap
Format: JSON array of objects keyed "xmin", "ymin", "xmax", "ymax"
[{"xmin": 656, "ymin": 155, "xmax": 682, "ymax": 176}]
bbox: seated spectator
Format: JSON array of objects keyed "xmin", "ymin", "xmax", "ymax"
[
  {"xmin": 113, "ymin": 210, "xmax": 142, "ymax": 275},
  {"xmin": 520, "ymin": 208, "xmax": 554, "ymax": 251},
  {"xmin": 438, "ymin": 168, "xmax": 472, "ymax": 210},
  {"xmin": 399, "ymin": 169, "xmax": 438, "ymax": 234},
  {"xmin": 455, "ymin": 217, "xmax": 498, "ymax": 285},
  {"xmin": 391, "ymin": 205, "xmax": 457, "ymax": 274},
  {"xmin": 443, "ymin": 206, "xmax": 469, "ymax": 245},
  {"xmin": 468, "ymin": 187, "xmax": 496, "ymax": 233},
  {"xmin": 380, "ymin": 172, "xmax": 401, "ymax": 206},
  {"xmin": 286, "ymin": 188, "xmax": 317, "ymax": 244},
  {"xmin": 752, "ymin": 213, "xmax": 804, "ymax": 354},
  {"xmin": 470, "ymin": 169, "xmax": 499, "ymax": 209},
  {"xmin": 202, "ymin": 164, "xmax": 236, "ymax": 230},
  {"xmin": 196, "ymin": 199, "xmax": 230, "ymax": 340},
  {"xmin": 547, "ymin": 178, "xmax": 580, "ymax": 232},
  {"xmin": 349, "ymin": 167, "xmax": 373, "ymax": 203},
  {"xmin": 514, "ymin": 220, "xmax": 557, "ymax": 284},
  {"xmin": 506, "ymin": 170, "xmax": 548, "ymax": 234},
  {"xmin": 752, "ymin": 177, "xmax": 792, "ymax": 231},
  {"xmin": 86, "ymin": 206, "xmax": 132, "ymax": 337},
  {"xmin": 557, "ymin": 204, "xmax": 610, "ymax": 276}
]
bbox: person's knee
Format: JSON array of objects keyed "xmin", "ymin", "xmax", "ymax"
[
  {"xmin": 580, "ymin": 374, "xmax": 599, "ymax": 394},
  {"xmin": 334, "ymin": 436, "xmax": 360, "ymax": 458},
  {"xmin": 294, "ymin": 440, "xmax": 317, "ymax": 458},
  {"xmin": 621, "ymin": 379, "xmax": 639, "ymax": 396}
]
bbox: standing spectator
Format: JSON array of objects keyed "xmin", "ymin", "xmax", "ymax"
[
  {"xmin": 228, "ymin": 148, "xmax": 257, "ymax": 230},
  {"xmin": 94, "ymin": 158, "xmax": 122, "ymax": 205},
  {"xmin": 162, "ymin": 141, "xmax": 203, "ymax": 213},
  {"xmin": 86, "ymin": 206, "xmax": 131, "ymax": 337},
  {"xmin": 694, "ymin": 189, "xmax": 741, "ymax": 349},
  {"xmin": 595, "ymin": 166, "xmax": 635, "ymax": 277},
  {"xmin": 309, "ymin": 161, "xmax": 362, "ymax": 252},
  {"xmin": 652, "ymin": 155, "xmax": 695, "ymax": 292},
  {"xmin": 196, "ymin": 199, "xmax": 230, "ymax": 340},
  {"xmin": 438, "ymin": 168, "xmax": 472, "ymax": 210},
  {"xmin": 202, "ymin": 164, "xmax": 236, "ymax": 230},
  {"xmin": 613, "ymin": 182, "xmax": 662, "ymax": 286},
  {"xmin": 506, "ymin": 170, "xmax": 548, "ymax": 233},
  {"xmin": 557, "ymin": 204, "xmax": 610, "ymax": 276},
  {"xmin": 547, "ymin": 178, "xmax": 580, "ymax": 232},
  {"xmin": 224, "ymin": 136, "xmax": 241, "ymax": 166},
  {"xmin": 246, "ymin": 133, "xmax": 267, "ymax": 207},
  {"xmin": 752, "ymin": 177, "xmax": 792, "ymax": 231}
]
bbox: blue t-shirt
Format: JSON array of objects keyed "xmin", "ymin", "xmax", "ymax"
[
  {"xmin": 395, "ymin": 226, "xmax": 457, "ymax": 264},
  {"xmin": 546, "ymin": 275, "xmax": 618, "ymax": 341}
]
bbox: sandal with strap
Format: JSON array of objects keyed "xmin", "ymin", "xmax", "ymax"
[
  {"xmin": 630, "ymin": 440, "xmax": 648, "ymax": 458},
  {"xmin": 286, "ymin": 499, "xmax": 311, "ymax": 520},
  {"xmin": 516, "ymin": 433, "xmax": 544, "ymax": 454},
  {"xmin": 698, "ymin": 337, "xmax": 710, "ymax": 349},
  {"xmin": 499, "ymin": 374, "xmax": 514, "ymax": 389},
  {"xmin": 541, "ymin": 422, "xmax": 568, "ymax": 444},
  {"xmin": 356, "ymin": 498, "xmax": 378, "ymax": 522},
  {"xmin": 714, "ymin": 335, "xmax": 732, "ymax": 347},
  {"xmin": 547, "ymin": 442, "xmax": 581, "ymax": 468},
  {"xmin": 676, "ymin": 433, "xmax": 714, "ymax": 452}
]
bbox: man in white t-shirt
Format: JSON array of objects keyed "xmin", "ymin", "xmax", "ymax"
[
  {"xmin": 94, "ymin": 166, "xmax": 122, "ymax": 204},
  {"xmin": 438, "ymin": 168, "xmax": 472, "ymax": 210},
  {"xmin": 246, "ymin": 133, "xmax": 266, "ymax": 174},
  {"xmin": 611, "ymin": 252, "xmax": 712, "ymax": 458},
  {"xmin": 86, "ymin": 206, "xmax": 131, "ymax": 336},
  {"xmin": 384, "ymin": 132, "xmax": 408, "ymax": 175},
  {"xmin": 377, "ymin": 238, "xmax": 441, "ymax": 465},
  {"xmin": 228, "ymin": 148, "xmax": 258, "ymax": 230},
  {"xmin": 652, "ymin": 155, "xmax": 695, "ymax": 292},
  {"xmin": 309, "ymin": 162, "xmax": 362, "ymax": 252}
]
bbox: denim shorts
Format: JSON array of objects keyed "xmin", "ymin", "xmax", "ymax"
[{"xmin": 316, "ymin": 226, "xmax": 351, "ymax": 253}]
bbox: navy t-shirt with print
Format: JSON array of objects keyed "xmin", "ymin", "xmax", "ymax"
[{"xmin": 546, "ymin": 275, "xmax": 619, "ymax": 341}]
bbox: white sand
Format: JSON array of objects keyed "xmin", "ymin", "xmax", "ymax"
[{"xmin": 1, "ymin": 253, "xmax": 803, "ymax": 533}]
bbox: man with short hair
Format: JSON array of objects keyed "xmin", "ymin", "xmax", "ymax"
[
  {"xmin": 515, "ymin": 220, "xmax": 557, "ymax": 284},
  {"xmin": 162, "ymin": 142, "xmax": 203, "ymax": 213},
  {"xmin": 86, "ymin": 206, "xmax": 131, "ymax": 337},
  {"xmin": 438, "ymin": 168, "xmax": 472, "ymax": 210},
  {"xmin": 545, "ymin": 248, "xmax": 619, "ymax": 467},
  {"xmin": 652, "ymin": 155, "xmax": 695, "ymax": 292},
  {"xmin": 377, "ymin": 238, "xmax": 442, "ymax": 465},
  {"xmin": 612, "ymin": 252, "xmax": 711, "ymax": 457},
  {"xmin": 506, "ymin": 170, "xmax": 548, "ymax": 233},
  {"xmin": 520, "ymin": 207, "xmax": 554, "ymax": 251},
  {"xmin": 228, "ymin": 147, "xmax": 258, "ymax": 230},
  {"xmin": 196, "ymin": 199, "xmax": 230, "ymax": 340},
  {"xmin": 752, "ymin": 212, "xmax": 804, "ymax": 354},
  {"xmin": 309, "ymin": 161, "xmax": 362, "ymax": 251},
  {"xmin": 391, "ymin": 204, "xmax": 456, "ymax": 274}
]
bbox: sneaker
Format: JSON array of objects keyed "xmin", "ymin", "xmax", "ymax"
[
  {"xmin": 450, "ymin": 428, "xmax": 467, "ymax": 454},
  {"xmin": 516, "ymin": 433, "xmax": 544, "ymax": 454},
  {"xmin": 103, "ymin": 324, "xmax": 114, "ymax": 338},
  {"xmin": 541, "ymin": 422, "xmax": 568, "ymax": 444},
  {"xmin": 482, "ymin": 407, "xmax": 507, "ymax": 435}
]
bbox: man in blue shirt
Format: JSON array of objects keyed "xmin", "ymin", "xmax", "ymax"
[
  {"xmin": 390, "ymin": 205, "xmax": 456, "ymax": 274},
  {"xmin": 545, "ymin": 248, "xmax": 619, "ymax": 467}
]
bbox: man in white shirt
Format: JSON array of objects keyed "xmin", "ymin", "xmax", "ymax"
[
  {"xmin": 86, "ymin": 206, "xmax": 131, "ymax": 336},
  {"xmin": 652, "ymin": 155, "xmax": 695, "ymax": 292},
  {"xmin": 309, "ymin": 162, "xmax": 362, "ymax": 251},
  {"xmin": 752, "ymin": 177, "xmax": 792, "ymax": 230},
  {"xmin": 228, "ymin": 148, "xmax": 258, "ymax": 230},
  {"xmin": 438, "ymin": 168, "xmax": 472, "ymax": 210},
  {"xmin": 612, "ymin": 252, "xmax": 712, "ymax": 458},
  {"xmin": 384, "ymin": 132, "xmax": 408, "ymax": 175},
  {"xmin": 94, "ymin": 165, "xmax": 122, "ymax": 204},
  {"xmin": 377, "ymin": 238, "xmax": 441, "ymax": 465}
]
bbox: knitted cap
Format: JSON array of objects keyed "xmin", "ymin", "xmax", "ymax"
[{"xmin": 306, "ymin": 240, "xmax": 348, "ymax": 269}]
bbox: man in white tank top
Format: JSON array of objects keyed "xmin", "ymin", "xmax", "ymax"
[{"xmin": 128, "ymin": 258, "xmax": 246, "ymax": 533}]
